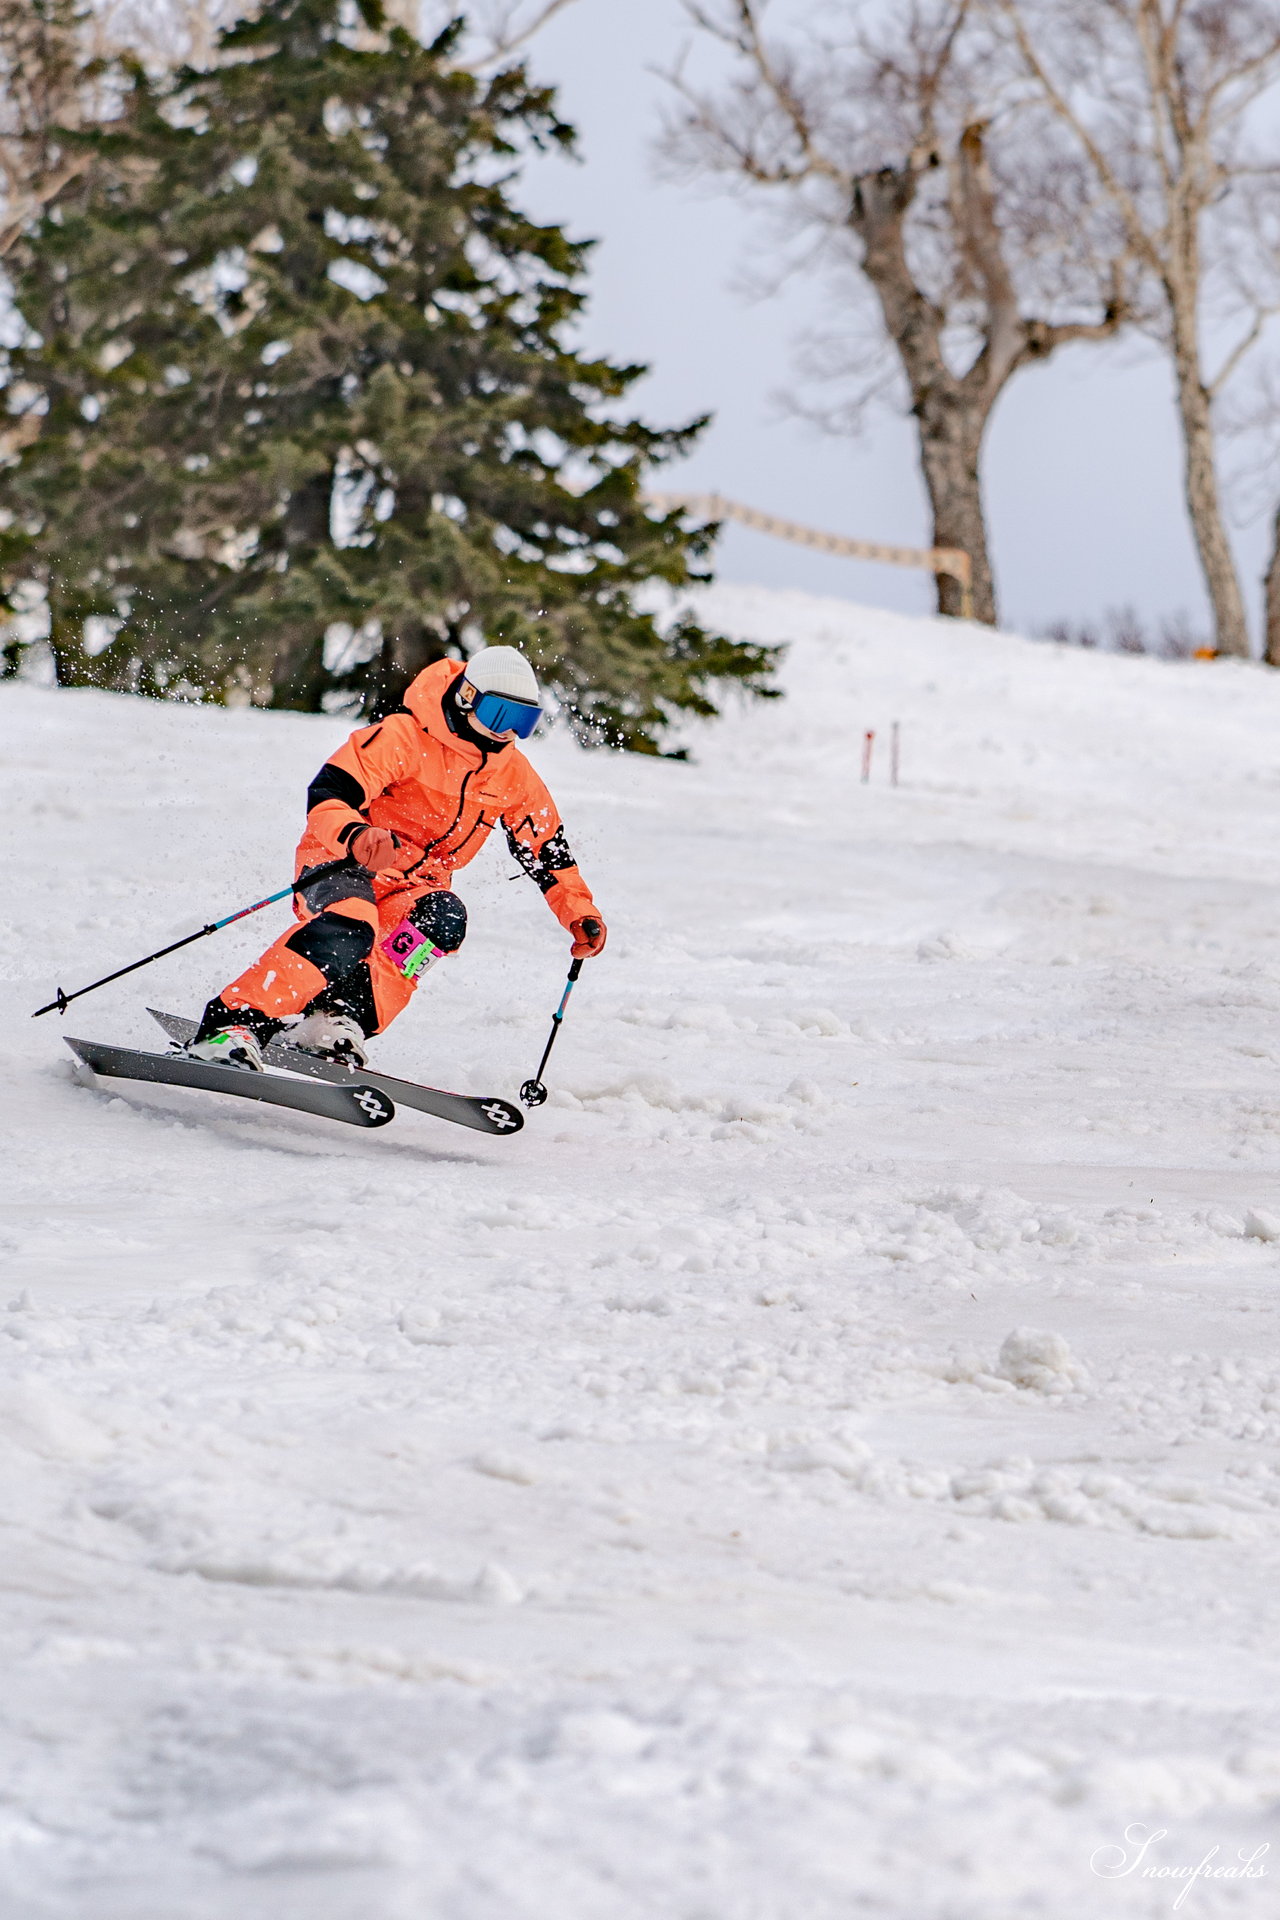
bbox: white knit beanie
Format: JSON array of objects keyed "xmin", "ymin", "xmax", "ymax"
[{"xmin": 462, "ymin": 645, "xmax": 540, "ymax": 704}]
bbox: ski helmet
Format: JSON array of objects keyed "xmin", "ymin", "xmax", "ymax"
[
  {"xmin": 460, "ymin": 646, "xmax": 542, "ymax": 740},
  {"xmin": 463, "ymin": 645, "xmax": 540, "ymax": 704}
]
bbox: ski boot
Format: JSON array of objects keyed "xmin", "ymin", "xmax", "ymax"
[
  {"xmin": 288, "ymin": 1010, "xmax": 369, "ymax": 1070},
  {"xmin": 183, "ymin": 1024, "xmax": 267, "ymax": 1073},
  {"xmin": 183, "ymin": 999, "xmax": 276, "ymax": 1073}
]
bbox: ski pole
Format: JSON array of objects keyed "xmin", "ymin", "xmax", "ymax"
[
  {"xmin": 520, "ymin": 957, "xmax": 584, "ymax": 1108},
  {"xmin": 31, "ymin": 857, "xmax": 356, "ymax": 1018}
]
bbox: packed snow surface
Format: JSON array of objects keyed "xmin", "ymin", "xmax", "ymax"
[{"xmin": 3, "ymin": 587, "xmax": 1280, "ymax": 1919}]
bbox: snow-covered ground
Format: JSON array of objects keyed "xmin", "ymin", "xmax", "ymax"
[{"xmin": 3, "ymin": 585, "xmax": 1280, "ymax": 1919}]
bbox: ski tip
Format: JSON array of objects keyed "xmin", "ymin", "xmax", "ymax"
[{"xmin": 348, "ymin": 1083, "xmax": 396, "ymax": 1127}]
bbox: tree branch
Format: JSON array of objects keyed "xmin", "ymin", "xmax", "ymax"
[
  {"xmin": 720, "ymin": 0, "xmax": 852, "ymax": 189},
  {"xmin": 466, "ymin": 0, "xmax": 582, "ymax": 70},
  {"xmin": 993, "ymin": 0, "xmax": 1164, "ymax": 275},
  {"xmin": 951, "ymin": 119, "xmax": 1024, "ymax": 400},
  {"xmin": 1199, "ymin": 27, "xmax": 1280, "ymax": 116},
  {"xmin": 0, "ymin": 150, "xmax": 90, "ymax": 259},
  {"xmin": 1209, "ymin": 305, "xmax": 1278, "ymax": 399},
  {"xmin": 1135, "ymin": 0, "xmax": 1185, "ymax": 197},
  {"xmin": 660, "ymin": 50, "xmax": 823, "ymax": 189}
]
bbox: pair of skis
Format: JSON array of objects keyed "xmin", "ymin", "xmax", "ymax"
[{"xmin": 63, "ymin": 1010, "xmax": 524, "ymax": 1137}]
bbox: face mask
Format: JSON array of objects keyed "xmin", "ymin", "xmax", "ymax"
[{"xmin": 469, "ymin": 688, "xmax": 541, "ymax": 739}]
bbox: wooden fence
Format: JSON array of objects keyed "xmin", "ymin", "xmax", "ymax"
[{"xmin": 644, "ymin": 489, "xmax": 974, "ymax": 620}]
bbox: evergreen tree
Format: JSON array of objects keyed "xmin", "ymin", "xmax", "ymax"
[{"xmin": 0, "ymin": 0, "xmax": 777, "ymax": 749}]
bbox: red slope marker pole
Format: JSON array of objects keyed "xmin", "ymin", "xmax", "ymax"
[{"xmin": 861, "ymin": 729, "xmax": 875, "ymax": 784}]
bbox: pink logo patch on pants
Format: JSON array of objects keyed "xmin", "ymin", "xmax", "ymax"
[{"xmin": 379, "ymin": 919, "xmax": 445, "ymax": 980}]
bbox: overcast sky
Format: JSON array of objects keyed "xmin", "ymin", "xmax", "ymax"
[{"xmin": 512, "ymin": 0, "xmax": 1274, "ymax": 644}]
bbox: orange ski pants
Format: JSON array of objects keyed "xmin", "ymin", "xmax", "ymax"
[{"xmin": 218, "ymin": 864, "xmax": 466, "ymax": 1036}]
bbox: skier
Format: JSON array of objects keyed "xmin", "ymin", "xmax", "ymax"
[{"xmin": 186, "ymin": 646, "xmax": 606, "ymax": 1071}]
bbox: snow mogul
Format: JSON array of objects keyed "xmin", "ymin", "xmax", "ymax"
[{"xmin": 186, "ymin": 646, "xmax": 607, "ymax": 1072}]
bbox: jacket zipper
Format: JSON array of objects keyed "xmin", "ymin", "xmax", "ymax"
[{"xmin": 409, "ymin": 760, "xmax": 485, "ymax": 870}]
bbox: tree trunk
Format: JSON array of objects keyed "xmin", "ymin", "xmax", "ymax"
[
  {"xmin": 361, "ymin": 617, "xmax": 449, "ymax": 717},
  {"xmin": 268, "ymin": 633, "xmax": 329, "ymax": 711},
  {"xmin": 914, "ymin": 390, "xmax": 996, "ymax": 623},
  {"xmin": 265, "ymin": 468, "xmax": 336, "ymax": 705},
  {"xmin": 1264, "ymin": 498, "xmax": 1280, "ymax": 667},
  {"xmin": 47, "ymin": 594, "xmax": 91, "ymax": 687},
  {"xmin": 282, "ymin": 468, "xmax": 332, "ymax": 554},
  {"xmin": 1169, "ymin": 308, "xmax": 1250, "ymax": 658},
  {"xmin": 852, "ymin": 167, "xmax": 1000, "ymax": 626}
]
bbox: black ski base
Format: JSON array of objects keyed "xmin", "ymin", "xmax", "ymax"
[
  {"xmin": 65, "ymin": 1036, "xmax": 395, "ymax": 1129},
  {"xmin": 146, "ymin": 1010, "xmax": 524, "ymax": 1137}
]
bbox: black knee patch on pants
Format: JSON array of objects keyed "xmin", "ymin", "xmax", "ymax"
[
  {"xmin": 408, "ymin": 890, "xmax": 467, "ymax": 952},
  {"xmin": 296, "ymin": 863, "xmax": 376, "ymax": 915},
  {"xmin": 286, "ymin": 911, "xmax": 374, "ymax": 983}
]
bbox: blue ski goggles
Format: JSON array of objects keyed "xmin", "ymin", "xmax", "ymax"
[{"xmin": 471, "ymin": 688, "xmax": 542, "ymax": 739}]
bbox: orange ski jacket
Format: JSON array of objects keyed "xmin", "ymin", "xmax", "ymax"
[{"xmin": 297, "ymin": 658, "xmax": 597, "ymax": 932}]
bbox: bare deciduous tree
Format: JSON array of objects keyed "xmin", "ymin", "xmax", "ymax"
[
  {"xmin": 0, "ymin": 2, "xmax": 246, "ymax": 267},
  {"xmin": 0, "ymin": 0, "xmax": 582, "ymax": 397},
  {"xmin": 442, "ymin": 0, "xmax": 579, "ymax": 66},
  {"xmin": 0, "ymin": 0, "xmax": 581, "ymax": 252},
  {"xmin": 92, "ymin": 1, "xmax": 245, "ymax": 68},
  {"xmin": 992, "ymin": 0, "xmax": 1280, "ymax": 657},
  {"xmin": 662, "ymin": 0, "xmax": 1132, "ymax": 624},
  {"xmin": 1264, "ymin": 516, "xmax": 1280, "ymax": 659},
  {"xmin": 97, "ymin": 0, "xmax": 583, "ymax": 68},
  {"xmin": 364, "ymin": 0, "xmax": 581, "ymax": 68},
  {"xmin": 0, "ymin": 0, "xmax": 98, "ymax": 260},
  {"xmin": 1251, "ymin": 369, "xmax": 1280, "ymax": 659}
]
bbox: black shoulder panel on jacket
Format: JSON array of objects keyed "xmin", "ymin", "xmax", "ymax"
[{"xmin": 307, "ymin": 762, "xmax": 366, "ymax": 816}]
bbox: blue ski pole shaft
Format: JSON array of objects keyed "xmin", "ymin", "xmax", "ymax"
[
  {"xmin": 541, "ymin": 960, "xmax": 582, "ymax": 1068},
  {"xmin": 31, "ymin": 857, "xmax": 355, "ymax": 1018},
  {"xmin": 521, "ymin": 958, "xmax": 583, "ymax": 1107}
]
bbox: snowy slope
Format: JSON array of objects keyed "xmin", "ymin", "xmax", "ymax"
[{"xmin": 3, "ymin": 587, "xmax": 1280, "ymax": 1919}]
